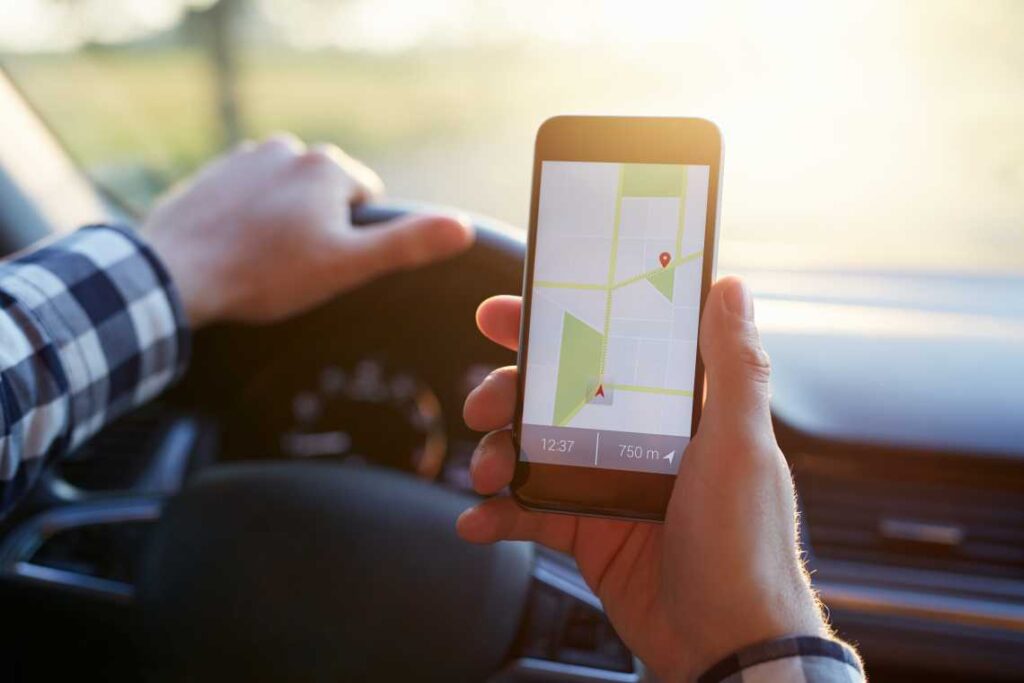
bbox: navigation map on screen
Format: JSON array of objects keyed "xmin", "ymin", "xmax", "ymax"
[{"xmin": 520, "ymin": 161, "xmax": 710, "ymax": 474}]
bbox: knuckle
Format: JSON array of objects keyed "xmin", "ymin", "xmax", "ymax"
[
  {"xmin": 372, "ymin": 233, "xmax": 423, "ymax": 272},
  {"xmin": 295, "ymin": 149, "xmax": 352, "ymax": 186},
  {"xmin": 729, "ymin": 437, "xmax": 787, "ymax": 481},
  {"xmin": 310, "ymin": 142, "xmax": 344, "ymax": 160},
  {"xmin": 259, "ymin": 133, "xmax": 303, "ymax": 157},
  {"xmin": 356, "ymin": 166, "xmax": 385, "ymax": 197},
  {"xmin": 737, "ymin": 333, "xmax": 772, "ymax": 384},
  {"xmin": 299, "ymin": 147, "xmax": 338, "ymax": 168}
]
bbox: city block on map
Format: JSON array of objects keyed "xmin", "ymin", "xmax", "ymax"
[{"xmin": 523, "ymin": 161, "xmax": 709, "ymax": 438}]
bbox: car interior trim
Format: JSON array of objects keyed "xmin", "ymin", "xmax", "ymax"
[
  {"xmin": 0, "ymin": 497, "xmax": 162, "ymax": 601},
  {"xmin": 818, "ymin": 580, "xmax": 1024, "ymax": 634},
  {"xmin": 532, "ymin": 553, "xmax": 603, "ymax": 611},
  {"xmin": 499, "ymin": 657, "xmax": 641, "ymax": 682},
  {"xmin": 10, "ymin": 561, "xmax": 134, "ymax": 601}
]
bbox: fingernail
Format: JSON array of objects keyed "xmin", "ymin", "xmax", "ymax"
[
  {"xmin": 451, "ymin": 213, "xmax": 475, "ymax": 241},
  {"xmin": 723, "ymin": 279, "xmax": 754, "ymax": 321}
]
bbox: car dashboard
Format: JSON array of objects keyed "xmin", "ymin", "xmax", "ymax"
[{"xmin": 757, "ymin": 268, "xmax": 1024, "ymax": 680}]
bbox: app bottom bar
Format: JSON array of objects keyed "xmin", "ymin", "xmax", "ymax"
[{"xmin": 520, "ymin": 423, "xmax": 688, "ymax": 475}]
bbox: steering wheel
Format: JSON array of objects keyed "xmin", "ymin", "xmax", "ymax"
[{"xmin": 130, "ymin": 206, "xmax": 640, "ymax": 681}]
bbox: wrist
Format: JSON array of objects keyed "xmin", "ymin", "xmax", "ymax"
[
  {"xmin": 143, "ymin": 227, "xmax": 221, "ymax": 329},
  {"xmin": 670, "ymin": 584, "xmax": 830, "ymax": 681}
]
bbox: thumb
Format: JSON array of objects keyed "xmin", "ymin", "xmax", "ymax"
[
  {"xmin": 697, "ymin": 276, "xmax": 774, "ymax": 438},
  {"xmin": 355, "ymin": 213, "xmax": 474, "ymax": 276}
]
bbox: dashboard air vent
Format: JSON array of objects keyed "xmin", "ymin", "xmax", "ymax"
[{"xmin": 793, "ymin": 451, "xmax": 1024, "ymax": 581}]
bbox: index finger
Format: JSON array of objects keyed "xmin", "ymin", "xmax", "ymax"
[{"xmin": 476, "ymin": 295, "xmax": 522, "ymax": 351}]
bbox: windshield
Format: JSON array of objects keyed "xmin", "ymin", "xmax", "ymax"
[{"xmin": 1, "ymin": 0, "xmax": 1021, "ymax": 272}]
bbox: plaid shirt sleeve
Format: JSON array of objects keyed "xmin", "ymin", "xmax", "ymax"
[
  {"xmin": 0, "ymin": 225, "xmax": 190, "ymax": 517},
  {"xmin": 698, "ymin": 635, "xmax": 865, "ymax": 683}
]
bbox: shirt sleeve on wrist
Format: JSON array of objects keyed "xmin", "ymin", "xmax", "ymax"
[
  {"xmin": 697, "ymin": 635, "xmax": 865, "ymax": 683},
  {"xmin": 0, "ymin": 224, "xmax": 191, "ymax": 450}
]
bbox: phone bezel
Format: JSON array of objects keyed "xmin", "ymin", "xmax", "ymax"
[{"xmin": 511, "ymin": 115, "xmax": 723, "ymax": 521}]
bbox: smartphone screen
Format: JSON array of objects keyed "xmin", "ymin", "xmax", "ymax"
[{"xmin": 513, "ymin": 117, "xmax": 721, "ymax": 519}]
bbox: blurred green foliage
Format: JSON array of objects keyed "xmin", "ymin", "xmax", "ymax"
[{"xmin": 4, "ymin": 46, "xmax": 641, "ymax": 216}]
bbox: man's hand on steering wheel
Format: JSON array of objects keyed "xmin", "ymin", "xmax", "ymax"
[
  {"xmin": 143, "ymin": 134, "xmax": 474, "ymax": 328},
  {"xmin": 458, "ymin": 278, "xmax": 832, "ymax": 681}
]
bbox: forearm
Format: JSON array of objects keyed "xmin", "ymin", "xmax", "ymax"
[{"xmin": 0, "ymin": 225, "xmax": 190, "ymax": 517}]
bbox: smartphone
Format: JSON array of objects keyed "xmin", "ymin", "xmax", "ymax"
[{"xmin": 512, "ymin": 116, "xmax": 722, "ymax": 521}]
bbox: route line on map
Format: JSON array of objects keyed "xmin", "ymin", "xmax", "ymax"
[
  {"xmin": 595, "ymin": 164, "xmax": 689, "ymax": 403},
  {"xmin": 551, "ymin": 163, "xmax": 696, "ymax": 427},
  {"xmin": 597, "ymin": 164, "xmax": 626, "ymax": 380},
  {"xmin": 611, "ymin": 250, "xmax": 702, "ymax": 290},
  {"xmin": 676, "ymin": 166, "xmax": 688, "ymax": 260},
  {"xmin": 556, "ymin": 383, "xmax": 694, "ymax": 427},
  {"xmin": 533, "ymin": 280, "xmax": 607, "ymax": 290},
  {"xmin": 607, "ymin": 384, "xmax": 693, "ymax": 397},
  {"xmin": 534, "ymin": 249, "xmax": 703, "ymax": 292}
]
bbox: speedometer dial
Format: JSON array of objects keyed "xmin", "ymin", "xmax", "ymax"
[{"xmin": 279, "ymin": 359, "xmax": 446, "ymax": 480}]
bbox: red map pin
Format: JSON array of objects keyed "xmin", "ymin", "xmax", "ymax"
[{"xmin": 659, "ymin": 252, "xmax": 672, "ymax": 268}]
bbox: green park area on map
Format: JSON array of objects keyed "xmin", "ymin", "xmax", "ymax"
[
  {"xmin": 545, "ymin": 162, "xmax": 699, "ymax": 427},
  {"xmin": 552, "ymin": 312, "xmax": 604, "ymax": 426}
]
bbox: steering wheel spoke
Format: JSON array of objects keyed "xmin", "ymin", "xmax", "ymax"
[{"xmin": 495, "ymin": 548, "xmax": 643, "ymax": 682}]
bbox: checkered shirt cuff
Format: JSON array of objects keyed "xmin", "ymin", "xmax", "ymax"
[
  {"xmin": 0, "ymin": 225, "xmax": 190, "ymax": 510},
  {"xmin": 698, "ymin": 636, "xmax": 865, "ymax": 683}
]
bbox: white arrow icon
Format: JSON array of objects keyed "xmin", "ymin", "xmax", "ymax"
[{"xmin": 663, "ymin": 450, "xmax": 676, "ymax": 464}]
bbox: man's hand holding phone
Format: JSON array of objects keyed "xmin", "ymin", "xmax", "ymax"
[{"xmin": 457, "ymin": 277, "xmax": 831, "ymax": 681}]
